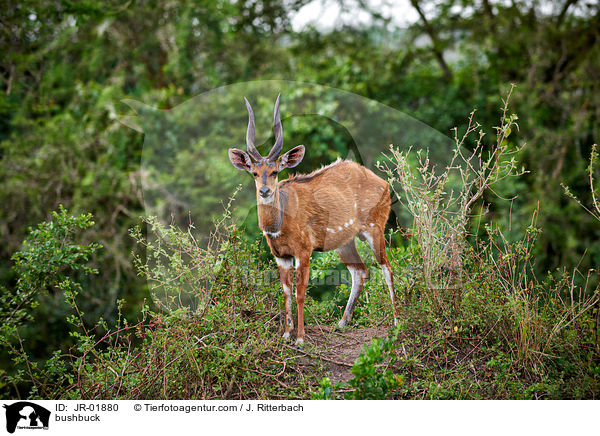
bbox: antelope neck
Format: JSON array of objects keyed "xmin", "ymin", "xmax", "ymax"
[{"xmin": 258, "ymin": 188, "xmax": 286, "ymax": 235}]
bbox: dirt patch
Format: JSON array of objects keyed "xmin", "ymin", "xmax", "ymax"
[{"xmin": 294, "ymin": 324, "xmax": 390, "ymax": 384}]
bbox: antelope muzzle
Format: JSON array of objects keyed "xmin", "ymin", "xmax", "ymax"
[{"xmin": 259, "ymin": 186, "xmax": 272, "ymax": 198}]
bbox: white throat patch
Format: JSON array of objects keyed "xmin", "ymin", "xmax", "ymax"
[
  {"xmin": 264, "ymin": 230, "xmax": 281, "ymax": 239},
  {"xmin": 259, "ymin": 194, "xmax": 275, "ymax": 204}
]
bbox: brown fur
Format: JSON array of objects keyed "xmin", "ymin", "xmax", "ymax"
[
  {"xmin": 256, "ymin": 159, "xmax": 398, "ymax": 344},
  {"xmin": 260, "ymin": 160, "xmax": 390, "ymax": 253}
]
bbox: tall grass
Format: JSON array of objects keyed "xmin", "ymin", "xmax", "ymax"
[
  {"xmin": 378, "ymin": 85, "xmax": 525, "ymax": 311},
  {"xmin": 375, "ymin": 87, "xmax": 599, "ymax": 371}
]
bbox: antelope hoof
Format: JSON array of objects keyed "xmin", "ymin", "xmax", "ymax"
[
  {"xmin": 294, "ymin": 337, "xmax": 304, "ymax": 348},
  {"xmin": 337, "ymin": 319, "xmax": 348, "ymax": 331},
  {"xmin": 282, "ymin": 332, "xmax": 291, "ymax": 342}
]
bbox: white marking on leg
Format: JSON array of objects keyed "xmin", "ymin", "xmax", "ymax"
[
  {"xmin": 283, "ymin": 284, "xmax": 292, "ymax": 306},
  {"xmin": 381, "ymin": 264, "xmax": 393, "ymax": 293},
  {"xmin": 282, "ymin": 283, "xmax": 294, "ymax": 330},
  {"xmin": 339, "ymin": 265, "xmax": 364, "ymax": 327},
  {"xmin": 360, "ymin": 231, "xmax": 375, "ymax": 252},
  {"xmin": 276, "ymin": 257, "xmax": 293, "ymax": 269},
  {"xmin": 381, "ymin": 264, "xmax": 398, "ymax": 325},
  {"xmin": 294, "ymin": 257, "xmax": 302, "ymax": 297}
]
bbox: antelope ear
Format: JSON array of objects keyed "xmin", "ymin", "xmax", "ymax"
[
  {"xmin": 228, "ymin": 148, "xmax": 252, "ymax": 171},
  {"xmin": 278, "ymin": 145, "xmax": 305, "ymax": 170}
]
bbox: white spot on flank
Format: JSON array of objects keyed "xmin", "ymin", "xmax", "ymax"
[
  {"xmin": 327, "ymin": 228, "xmax": 335, "ymax": 233},
  {"xmin": 338, "ymin": 226, "xmax": 342, "ymax": 231},
  {"xmin": 369, "ymin": 223, "xmax": 374, "ymax": 227},
  {"xmin": 344, "ymin": 222, "xmax": 349, "ymax": 228},
  {"xmin": 349, "ymin": 219, "xmax": 354, "ymax": 225},
  {"xmin": 354, "ymin": 202, "xmax": 357, "ymax": 209}
]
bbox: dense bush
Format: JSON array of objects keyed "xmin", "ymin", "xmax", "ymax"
[
  {"xmin": 2, "ymin": 104, "xmax": 598, "ymax": 400},
  {"xmin": 308, "ymin": 104, "xmax": 600, "ymax": 400},
  {"xmin": 1, "ymin": 1, "xmax": 599, "ymax": 399},
  {"xmin": 1, "ymin": 202, "xmax": 323, "ymax": 399}
]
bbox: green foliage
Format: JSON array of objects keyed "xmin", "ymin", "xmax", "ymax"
[
  {"xmin": 378, "ymin": 88, "xmax": 525, "ymax": 313},
  {"xmin": 2, "ymin": 0, "xmax": 600, "ymax": 401},
  {"xmin": 312, "ymin": 102, "xmax": 599, "ymax": 400},
  {"xmin": 10, "ymin": 205, "xmax": 101, "ymax": 296},
  {"xmin": 2, "ymin": 0, "xmax": 599, "ymax": 308},
  {"xmin": 562, "ymin": 143, "xmax": 600, "ymax": 223},
  {"xmin": 1, "ymin": 206, "xmax": 101, "ymax": 398},
  {"xmin": 312, "ymin": 328, "xmax": 403, "ymax": 400},
  {"xmin": 344, "ymin": 329, "xmax": 403, "ymax": 400},
  {"xmin": 1, "ymin": 203, "xmax": 324, "ymax": 399},
  {"xmin": 3, "ymin": 151, "xmax": 600, "ymax": 399}
]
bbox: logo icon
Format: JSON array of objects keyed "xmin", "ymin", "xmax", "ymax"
[{"xmin": 3, "ymin": 402, "xmax": 50, "ymax": 434}]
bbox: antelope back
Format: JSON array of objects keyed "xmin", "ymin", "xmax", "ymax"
[{"xmin": 280, "ymin": 160, "xmax": 390, "ymax": 251}]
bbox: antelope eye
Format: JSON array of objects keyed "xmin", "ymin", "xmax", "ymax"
[
  {"xmin": 272, "ymin": 171, "xmax": 278, "ymax": 176},
  {"xmin": 252, "ymin": 172, "xmax": 258, "ymax": 177}
]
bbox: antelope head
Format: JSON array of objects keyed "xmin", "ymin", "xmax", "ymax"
[{"xmin": 228, "ymin": 94, "xmax": 305, "ymax": 204}]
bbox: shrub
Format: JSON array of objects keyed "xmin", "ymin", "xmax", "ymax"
[
  {"xmin": 1, "ymin": 206, "xmax": 101, "ymax": 398},
  {"xmin": 312, "ymin": 327, "xmax": 403, "ymax": 400},
  {"xmin": 1, "ymin": 200, "xmax": 326, "ymax": 399},
  {"xmin": 378, "ymin": 86, "xmax": 524, "ymax": 310}
]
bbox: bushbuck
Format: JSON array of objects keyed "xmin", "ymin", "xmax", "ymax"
[{"xmin": 228, "ymin": 95, "xmax": 398, "ymax": 346}]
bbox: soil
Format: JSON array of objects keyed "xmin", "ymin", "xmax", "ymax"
[{"xmin": 291, "ymin": 324, "xmax": 389, "ymax": 384}]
